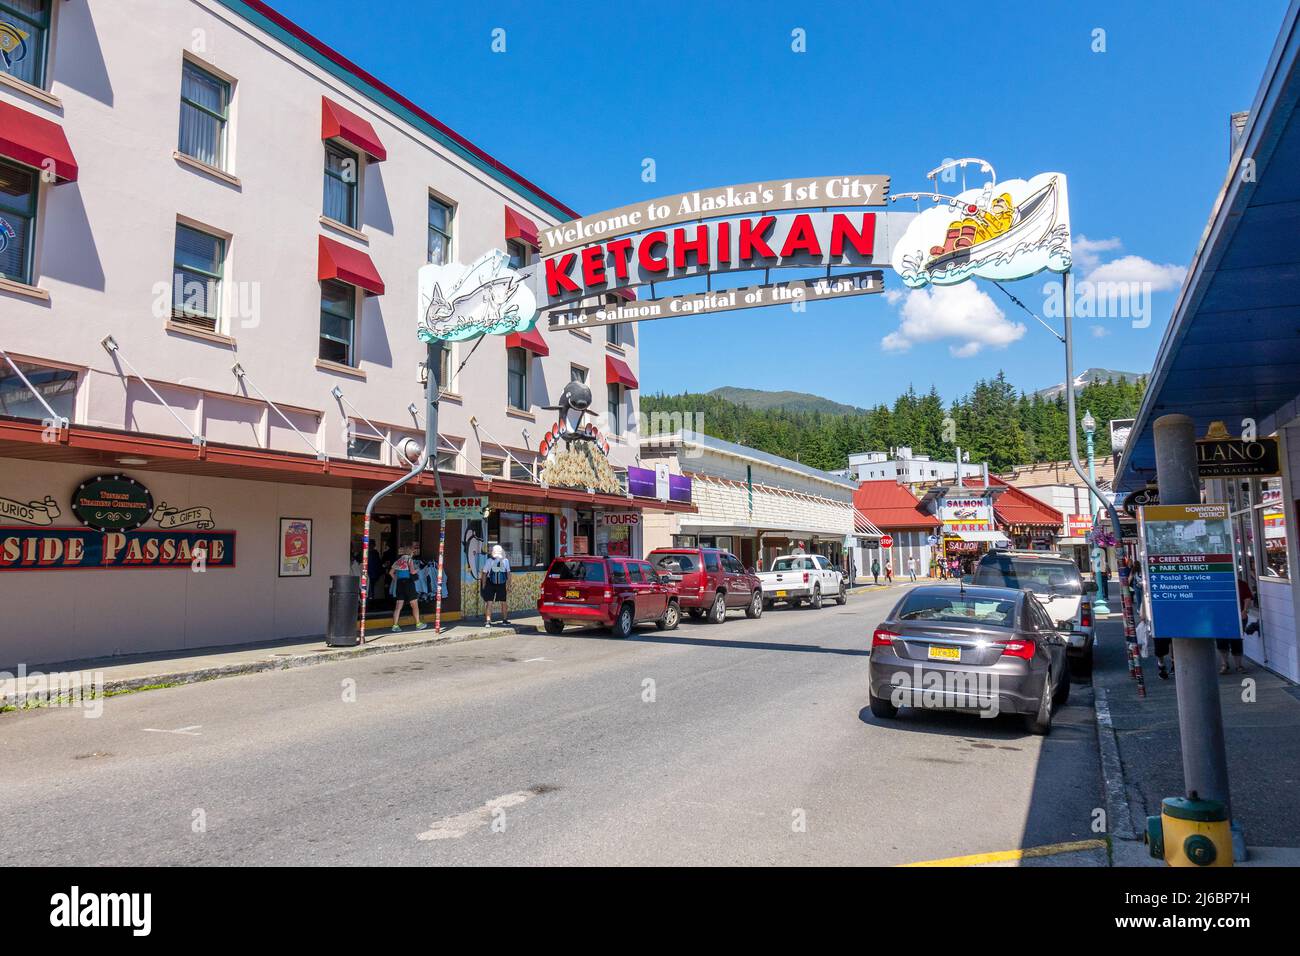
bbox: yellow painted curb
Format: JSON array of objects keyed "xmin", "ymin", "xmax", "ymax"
[{"xmin": 899, "ymin": 838, "xmax": 1107, "ymax": 867}]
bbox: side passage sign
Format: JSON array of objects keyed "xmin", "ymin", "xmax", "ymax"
[{"xmin": 548, "ymin": 271, "xmax": 884, "ymax": 331}]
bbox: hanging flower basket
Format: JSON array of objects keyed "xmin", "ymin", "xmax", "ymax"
[{"xmin": 1088, "ymin": 528, "xmax": 1118, "ymax": 549}]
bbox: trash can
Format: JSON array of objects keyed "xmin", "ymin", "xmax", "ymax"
[{"xmin": 326, "ymin": 574, "xmax": 360, "ymax": 646}]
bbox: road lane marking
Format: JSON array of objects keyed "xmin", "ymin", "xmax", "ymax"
[
  {"xmin": 417, "ymin": 790, "xmax": 535, "ymax": 840},
  {"xmin": 521, "ymin": 657, "xmax": 551, "ymax": 663},
  {"xmin": 142, "ymin": 725, "xmax": 202, "ymax": 736},
  {"xmin": 898, "ymin": 838, "xmax": 1107, "ymax": 867}
]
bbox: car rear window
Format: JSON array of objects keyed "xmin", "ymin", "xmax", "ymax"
[
  {"xmin": 772, "ymin": 557, "xmax": 811, "ymax": 571},
  {"xmin": 653, "ymin": 553, "xmax": 698, "ymax": 574},
  {"xmin": 896, "ymin": 593, "xmax": 1019, "ymax": 628},
  {"xmin": 973, "ymin": 557, "xmax": 1082, "ymax": 595},
  {"xmin": 547, "ymin": 559, "xmax": 607, "ymax": 583}
]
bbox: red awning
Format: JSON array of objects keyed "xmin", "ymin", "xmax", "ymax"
[
  {"xmin": 318, "ymin": 235, "xmax": 384, "ymax": 296},
  {"xmin": 0, "ymin": 100, "xmax": 77, "ymax": 183},
  {"xmin": 321, "ymin": 97, "xmax": 386, "ymax": 162},
  {"xmin": 606, "ymin": 355, "xmax": 639, "ymax": 389},
  {"xmin": 504, "ymin": 206, "xmax": 539, "ymax": 246},
  {"xmin": 505, "ymin": 327, "xmax": 549, "ymax": 356}
]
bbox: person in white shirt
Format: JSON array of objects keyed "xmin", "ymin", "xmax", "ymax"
[
  {"xmin": 907, "ymin": 556, "xmax": 917, "ymax": 582},
  {"xmin": 480, "ymin": 544, "xmax": 512, "ymax": 626}
]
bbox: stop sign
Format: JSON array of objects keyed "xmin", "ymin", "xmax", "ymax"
[{"xmin": 879, "ymin": 534, "xmax": 893, "ymax": 549}]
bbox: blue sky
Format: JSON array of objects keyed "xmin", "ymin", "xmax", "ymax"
[{"xmin": 274, "ymin": 0, "xmax": 1286, "ymax": 406}]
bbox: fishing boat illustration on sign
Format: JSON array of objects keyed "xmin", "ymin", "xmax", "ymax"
[
  {"xmin": 890, "ymin": 159, "xmax": 1071, "ymax": 288},
  {"xmin": 416, "ymin": 249, "xmax": 538, "ymax": 343}
]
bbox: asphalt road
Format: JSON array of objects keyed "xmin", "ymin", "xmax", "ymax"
[{"xmin": 0, "ymin": 584, "xmax": 1105, "ymax": 866}]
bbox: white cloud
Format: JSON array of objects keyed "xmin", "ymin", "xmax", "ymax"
[
  {"xmin": 881, "ymin": 283, "xmax": 1026, "ymax": 358},
  {"xmin": 1072, "ymin": 234, "xmax": 1122, "ymax": 274},
  {"xmin": 1090, "ymin": 324, "xmax": 1110, "ymax": 338},
  {"xmin": 1085, "ymin": 254, "xmax": 1186, "ymax": 292}
]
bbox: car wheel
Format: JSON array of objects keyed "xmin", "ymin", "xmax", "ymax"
[
  {"xmin": 745, "ymin": 590, "xmax": 763, "ymax": 619},
  {"xmin": 687, "ymin": 607, "xmax": 704, "ymax": 620},
  {"xmin": 656, "ymin": 601, "xmax": 680, "ymax": 631},
  {"xmin": 1025, "ymin": 680, "xmax": 1053, "ymax": 735},
  {"xmin": 611, "ymin": 603, "xmax": 634, "ymax": 639},
  {"xmin": 869, "ymin": 694, "xmax": 898, "ymax": 719},
  {"xmin": 544, "ymin": 618, "xmax": 565, "ymax": 635},
  {"xmin": 809, "ymin": 585, "xmax": 822, "ymax": 609},
  {"xmin": 1052, "ymin": 665, "xmax": 1071, "ymax": 706},
  {"xmin": 835, "ymin": 583, "xmax": 848, "ymax": 605},
  {"xmin": 708, "ymin": 592, "xmax": 727, "ymax": 624}
]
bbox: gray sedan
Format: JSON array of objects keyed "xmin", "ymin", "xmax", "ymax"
[{"xmin": 867, "ymin": 584, "xmax": 1070, "ymax": 734}]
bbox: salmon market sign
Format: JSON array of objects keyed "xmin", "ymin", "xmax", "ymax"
[{"xmin": 416, "ymin": 162, "xmax": 1072, "ymax": 340}]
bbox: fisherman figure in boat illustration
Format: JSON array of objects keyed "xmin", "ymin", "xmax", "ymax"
[{"xmin": 890, "ymin": 160, "xmax": 1072, "ymax": 288}]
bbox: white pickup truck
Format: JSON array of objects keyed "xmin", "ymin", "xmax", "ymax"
[{"xmin": 757, "ymin": 553, "xmax": 847, "ymax": 609}]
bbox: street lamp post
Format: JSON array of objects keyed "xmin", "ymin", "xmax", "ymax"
[{"xmin": 1082, "ymin": 409, "xmax": 1111, "ymax": 613}]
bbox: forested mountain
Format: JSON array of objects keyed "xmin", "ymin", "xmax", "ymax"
[{"xmin": 640, "ymin": 372, "xmax": 1147, "ymax": 474}]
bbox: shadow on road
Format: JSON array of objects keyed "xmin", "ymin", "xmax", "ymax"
[{"xmin": 545, "ymin": 621, "xmax": 870, "ymax": 656}]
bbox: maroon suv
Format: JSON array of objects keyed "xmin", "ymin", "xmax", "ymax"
[
  {"xmin": 538, "ymin": 555, "xmax": 680, "ymax": 638},
  {"xmin": 647, "ymin": 547, "xmax": 763, "ymax": 623}
]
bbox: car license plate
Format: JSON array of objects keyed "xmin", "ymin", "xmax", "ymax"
[
  {"xmin": 776, "ymin": 590, "xmax": 787, "ymax": 597},
  {"xmin": 928, "ymin": 646, "xmax": 961, "ymax": 661},
  {"xmin": 564, "ymin": 589, "xmax": 581, "ymax": 600}
]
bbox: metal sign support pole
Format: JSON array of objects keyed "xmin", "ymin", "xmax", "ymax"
[{"xmin": 359, "ymin": 340, "xmax": 445, "ymax": 642}]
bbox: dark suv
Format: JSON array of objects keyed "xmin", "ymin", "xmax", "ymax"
[
  {"xmin": 647, "ymin": 547, "xmax": 763, "ymax": 623},
  {"xmin": 538, "ymin": 555, "xmax": 680, "ymax": 638}
]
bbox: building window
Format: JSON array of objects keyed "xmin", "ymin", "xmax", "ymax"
[
  {"xmin": 607, "ymin": 383, "xmax": 622, "ymax": 434},
  {"xmin": 0, "ymin": 158, "xmax": 36, "ymax": 284},
  {"xmin": 507, "ymin": 346, "xmax": 528, "ymax": 410},
  {"xmin": 347, "ymin": 427, "xmax": 383, "ymax": 461},
  {"xmin": 428, "ymin": 196, "xmax": 452, "ymax": 264},
  {"xmin": 0, "ymin": 0, "xmax": 50, "ymax": 88},
  {"xmin": 507, "ymin": 239, "xmax": 530, "ymax": 270},
  {"xmin": 1259, "ymin": 477, "xmax": 1289, "ymax": 580},
  {"xmin": 571, "ymin": 365, "xmax": 587, "ymax": 383},
  {"xmin": 171, "ymin": 224, "xmax": 225, "ymax": 332},
  {"xmin": 488, "ymin": 511, "xmax": 553, "ymax": 570},
  {"xmin": 436, "ymin": 450, "xmax": 458, "ymax": 472},
  {"xmin": 319, "ymin": 279, "xmax": 356, "ymax": 365},
  {"xmin": 323, "ymin": 143, "xmax": 359, "ymax": 227},
  {"xmin": 178, "ymin": 60, "xmax": 230, "ymax": 169},
  {"xmin": 0, "ymin": 358, "xmax": 75, "ymax": 422},
  {"xmin": 480, "ymin": 457, "xmax": 504, "ymax": 478},
  {"xmin": 510, "ymin": 458, "xmax": 534, "ymax": 482}
]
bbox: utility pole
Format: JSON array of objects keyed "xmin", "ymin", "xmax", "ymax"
[{"xmin": 1153, "ymin": 413, "xmax": 1232, "ymax": 809}]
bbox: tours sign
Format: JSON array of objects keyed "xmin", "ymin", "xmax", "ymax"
[{"xmin": 1140, "ymin": 503, "xmax": 1240, "ymax": 640}]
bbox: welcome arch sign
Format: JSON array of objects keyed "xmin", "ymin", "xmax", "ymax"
[{"xmin": 416, "ymin": 160, "xmax": 1072, "ymax": 343}]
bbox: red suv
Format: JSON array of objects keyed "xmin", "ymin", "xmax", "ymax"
[
  {"xmin": 538, "ymin": 555, "xmax": 680, "ymax": 638},
  {"xmin": 647, "ymin": 548, "xmax": 763, "ymax": 624}
]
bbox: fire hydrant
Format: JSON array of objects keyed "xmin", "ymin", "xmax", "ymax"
[{"xmin": 1145, "ymin": 796, "xmax": 1232, "ymax": 867}]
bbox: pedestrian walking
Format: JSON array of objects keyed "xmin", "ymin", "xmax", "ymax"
[
  {"xmin": 884, "ymin": 558, "xmax": 893, "ymax": 585},
  {"xmin": 480, "ymin": 543, "xmax": 512, "ymax": 626},
  {"xmin": 871, "ymin": 556, "xmax": 880, "ymax": 586},
  {"xmin": 389, "ymin": 545, "xmax": 427, "ymax": 632},
  {"xmin": 906, "ymin": 555, "xmax": 917, "ymax": 582},
  {"xmin": 1219, "ymin": 576, "xmax": 1254, "ymax": 674}
]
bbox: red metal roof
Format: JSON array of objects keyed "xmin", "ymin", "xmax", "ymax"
[
  {"xmin": 0, "ymin": 100, "xmax": 77, "ymax": 183},
  {"xmin": 321, "ymin": 96, "xmax": 387, "ymax": 162},
  {"xmin": 988, "ymin": 476, "xmax": 1065, "ymax": 528},
  {"xmin": 853, "ymin": 480, "xmax": 940, "ymax": 530},
  {"xmin": 318, "ymin": 235, "xmax": 384, "ymax": 295}
]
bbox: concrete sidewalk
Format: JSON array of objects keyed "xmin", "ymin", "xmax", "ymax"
[
  {"xmin": 1091, "ymin": 616, "xmax": 1300, "ymax": 865},
  {"xmin": 0, "ymin": 612, "xmax": 540, "ymax": 709}
]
